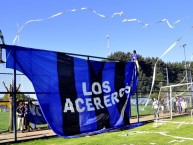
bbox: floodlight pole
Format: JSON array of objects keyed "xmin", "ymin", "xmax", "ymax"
[
  {"xmin": 106, "ymin": 34, "xmax": 110, "ymax": 55},
  {"xmin": 182, "ymin": 44, "xmax": 188, "ymax": 89},
  {"xmin": 190, "ymin": 55, "xmax": 193, "ymax": 108},
  {"xmin": 190, "ymin": 71, "xmax": 193, "ymax": 108},
  {"xmin": 166, "ymin": 67, "xmax": 169, "ymax": 86}
]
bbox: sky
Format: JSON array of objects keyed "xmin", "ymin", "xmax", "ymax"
[
  {"xmin": 0, "ymin": 0, "xmax": 193, "ymax": 63},
  {"xmin": 1, "ymin": 0, "xmax": 193, "ymax": 98}
]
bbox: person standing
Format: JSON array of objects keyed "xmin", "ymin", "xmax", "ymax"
[
  {"xmin": 173, "ymin": 97, "xmax": 177, "ymax": 113},
  {"xmin": 24, "ymin": 103, "xmax": 33, "ymax": 132},
  {"xmin": 152, "ymin": 98, "xmax": 159, "ymax": 120},
  {"xmin": 181, "ymin": 98, "xmax": 187, "ymax": 113},
  {"xmin": 130, "ymin": 50, "xmax": 139, "ymax": 71},
  {"xmin": 177, "ymin": 96, "xmax": 182, "ymax": 114},
  {"xmin": 160, "ymin": 99, "xmax": 165, "ymax": 114},
  {"xmin": 16, "ymin": 101, "xmax": 25, "ymax": 133}
]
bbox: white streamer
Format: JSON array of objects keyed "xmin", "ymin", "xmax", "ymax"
[
  {"xmin": 122, "ymin": 18, "xmax": 138, "ymax": 22},
  {"xmin": 48, "ymin": 12, "xmax": 63, "ymax": 18},
  {"xmin": 157, "ymin": 19, "xmax": 174, "ymax": 28},
  {"xmin": 174, "ymin": 20, "xmax": 181, "ymax": 25},
  {"xmin": 111, "ymin": 11, "xmax": 124, "ymax": 17},
  {"xmin": 12, "ymin": 8, "xmax": 124, "ymax": 44},
  {"xmin": 122, "ymin": 16, "xmax": 191, "ymax": 29},
  {"xmin": 142, "ymin": 26, "xmax": 193, "ymax": 110},
  {"xmin": 13, "ymin": 7, "xmax": 193, "ymax": 45},
  {"xmin": 122, "ymin": 18, "xmax": 148, "ymax": 28},
  {"xmin": 142, "ymin": 39, "xmax": 180, "ymax": 110}
]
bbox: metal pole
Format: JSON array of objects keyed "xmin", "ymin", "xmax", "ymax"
[
  {"xmin": 106, "ymin": 34, "xmax": 110, "ymax": 55},
  {"xmin": 13, "ymin": 49, "xmax": 17, "ymax": 141},
  {"xmin": 190, "ymin": 71, "xmax": 193, "ymax": 108},
  {"xmin": 170, "ymin": 86, "xmax": 172, "ymax": 119},
  {"xmin": 135, "ymin": 64, "xmax": 139, "ymax": 123},
  {"xmin": 182, "ymin": 44, "xmax": 188, "ymax": 89},
  {"xmin": 166, "ymin": 67, "xmax": 169, "ymax": 112},
  {"xmin": 191, "ymin": 85, "xmax": 193, "ymax": 108},
  {"xmin": 166, "ymin": 67, "xmax": 169, "ymax": 86},
  {"xmin": 190, "ymin": 55, "xmax": 193, "ymax": 108},
  {"xmin": 136, "ymin": 88, "xmax": 139, "ymax": 123}
]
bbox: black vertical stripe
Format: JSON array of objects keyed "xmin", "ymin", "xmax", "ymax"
[
  {"xmin": 114, "ymin": 62, "xmax": 130, "ymax": 125},
  {"xmin": 57, "ymin": 52, "xmax": 80, "ymax": 135},
  {"xmin": 88, "ymin": 61, "xmax": 110, "ymax": 130}
]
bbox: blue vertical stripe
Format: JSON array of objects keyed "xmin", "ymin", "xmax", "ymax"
[
  {"xmin": 125, "ymin": 62, "xmax": 135, "ymax": 120},
  {"xmin": 73, "ymin": 57, "xmax": 97, "ymax": 133},
  {"xmin": 102, "ymin": 62, "xmax": 124, "ymax": 127}
]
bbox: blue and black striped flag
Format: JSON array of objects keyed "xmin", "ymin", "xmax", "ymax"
[{"xmin": 6, "ymin": 45, "xmax": 138, "ymax": 137}]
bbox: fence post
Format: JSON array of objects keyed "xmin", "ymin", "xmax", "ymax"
[
  {"xmin": 136, "ymin": 89, "xmax": 139, "ymax": 123},
  {"xmin": 170, "ymin": 86, "xmax": 172, "ymax": 120},
  {"xmin": 13, "ymin": 49, "xmax": 17, "ymax": 141}
]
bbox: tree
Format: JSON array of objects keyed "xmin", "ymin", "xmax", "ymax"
[
  {"xmin": 107, "ymin": 51, "xmax": 188, "ymax": 90},
  {"xmin": 107, "ymin": 51, "xmax": 131, "ymax": 61},
  {"xmin": 2, "ymin": 80, "xmax": 21, "ymax": 132},
  {"xmin": 3, "ymin": 93, "xmax": 9, "ymax": 101},
  {"xmin": 3, "ymin": 91, "xmax": 26, "ymax": 101}
]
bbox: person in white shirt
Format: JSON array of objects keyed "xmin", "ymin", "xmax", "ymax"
[
  {"xmin": 152, "ymin": 98, "xmax": 159, "ymax": 120},
  {"xmin": 181, "ymin": 98, "xmax": 187, "ymax": 113},
  {"xmin": 16, "ymin": 101, "xmax": 25, "ymax": 133}
]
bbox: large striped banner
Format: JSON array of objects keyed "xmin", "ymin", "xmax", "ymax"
[{"xmin": 6, "ymin": 45, "xmax": 138, "ymax": 137}]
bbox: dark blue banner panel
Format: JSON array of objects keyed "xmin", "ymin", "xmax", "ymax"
[
  {"xmin": 26, "ymin": 100, "xmax": 47, "ymax": 125},
  {"xmin": 6, "ymin": 45, "xmax": 138, "ymax": 137}
]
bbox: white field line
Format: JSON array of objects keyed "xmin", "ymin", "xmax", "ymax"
[{"xmin": 119, "ymin": 131, "xmax": 193, "ymax": 142}]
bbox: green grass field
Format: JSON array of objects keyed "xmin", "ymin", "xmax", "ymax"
[
  {"xmin": 11, "ymin": 115, "xmax": 193, "ymax": 145},
  {"xmin": 0, "ymin": 111, "xmax": 9, "ymax": 131},
  {"xmin": 131, "ymin": 105, "xmax": 154, "ymax": 116}
]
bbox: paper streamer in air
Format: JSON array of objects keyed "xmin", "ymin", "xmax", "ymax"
[
  {"xmin": 141, "ymin": 40, "xmax": 180, "ymax": 110},
  {"xmin": 13, "ymin": 7, "xmax": 192, "ymax": 45},
  {"xmin": 122, "ymin": 16, "xmax": 191, "ymax": 28},
  {"xmin": 12, "ymin": 8, "xmax": 124, "ymax": 44},
  {"xmin": 141, "ymin": 26, "xmax": 193, "ymax": 110}
]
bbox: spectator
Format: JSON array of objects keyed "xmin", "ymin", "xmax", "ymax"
[
  {"xmin": 181, "ymin": 98, "xmax": 187, "ymax": 113},
  {"xmin": 16, "ymin": 101, "xmax": 25, "ymax": 133},
  {"xmin": 173, "ymin": 97, "xmax": 177, "ymax": 112},
  {"xmin": 152, "ymin": 98, "xmax": 159, "ymax": 120},
  {"xmin": 177, "ymin": 96, "xmax": 182, "ymax": 114},
  {"xmin": 160, "ymin": 99, "xmax": 165, "ymax": 114},
  {"xmin": 24, "ymin": 103, "xmax": 33, "ymax": 132}
]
